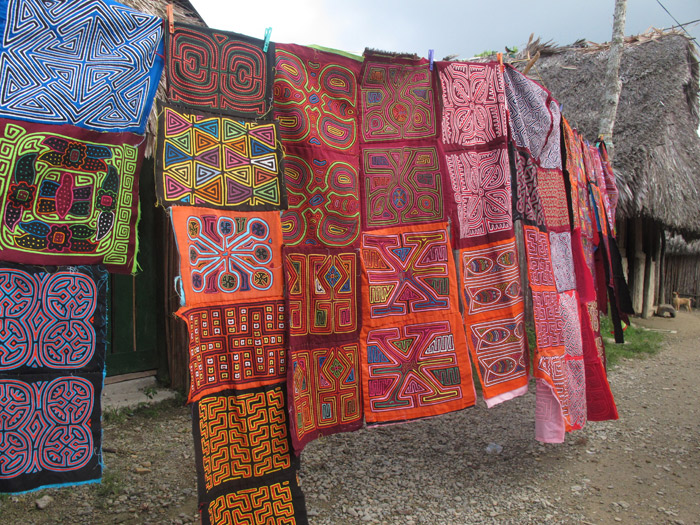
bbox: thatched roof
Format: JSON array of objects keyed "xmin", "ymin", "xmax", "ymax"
[
  {"xmin": 514, "ymin": 31, "xmax": 700, "ymax": 238},
  {"xmin": 119, "ymin": 0, "xmax": 206, "ymax": 157}
]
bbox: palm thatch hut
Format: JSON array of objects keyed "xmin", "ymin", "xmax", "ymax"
[
  {"xmin": 514, "ymin": 31, "xmax": 700, "ymax": 318},
  {"xmin": 104, "ymin": 0, "xmax": 205, "ymax": 389}
]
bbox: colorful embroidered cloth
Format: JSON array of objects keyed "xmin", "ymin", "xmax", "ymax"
[
  {"xmin": 274, "ymin": 44, "xmax": 361, "ymax": 154},
  {"xmin": 361, "ymin": 142, "xmax": 449, "ymax": 230},
  {"xmin": 360, "ymin": 222, "xmax": 459, "ymax": 321},
  {"xmin": 283, "ymin": 246, "xmax": 360, "ymax": 345},
  {"xmin": 437, "ymin": 62, "xmax": 508, "ymax": 148},
  {"xmin": 288, "ymin": 340, "xmax": 363, "ymax": 453},
  {"xmin": 0, "ymin": 119, "xmax": 144, "ymax": 272},
  {"xmin": 280, "ymin": 146, "xmax": 361, "ymax": 247},
  {"xmin": 360, "ymin": 312, "xmax": 475, "ymax": 425},
  {"xmin": 156, "ymin": 103, "xmax": 286, "ymax": 210},
  {"xmin": 0, "ymin": 0, "xmax": 163, "ymax": 133},
  {"xmin": 192, "ymin": 386, "xmax": 308, "ymax": 525},
  {"xmin": 459, "ymin": 239, "xmax": 529, "ymax": 406},
  {"xmin": 167, "ymin": 23, "xmax": 274, "ymax": 118},
  {"xmin": 176, "ymin": 300, "xmax": 287, "ymax": 403},
  {"xmin": 0, "ymin": 264, "xmax": 107, "ymax": 493},
  {"xmin": 274, "ymin": 45, "xmax": 361, "ymax": 247},
  {"xmin": 171, "ymin": 207, "xmax": 284, "ymax": 306},
  {"xmin": 360, "ymin": 53, "xmax": 436, "ymax": 142}
]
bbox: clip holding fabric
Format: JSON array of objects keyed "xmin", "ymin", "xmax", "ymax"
[
  {"xmin": 166, "ymin": 3, "xmax": 174, "ymax": 34},
  {"xmin": 497, "ymin": 52, "xmax": 504, "ymax": 73},
  {"xmin": 428, "ymin": 49, "xmax": 434, "ymax": 71},
  {"xmin": 263, "ymin": 27, "xmax": 272, "ymax": 52}
]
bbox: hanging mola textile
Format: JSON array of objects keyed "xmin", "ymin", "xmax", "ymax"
[
  {"xmin": 163, "ymin": 20, "xmax": 308, "ymax": 524},
  {"xmin": 0, "ymin": 264, "xmax": 108, "ymax": 493},
  {"xmin": 504, "ymin": 65, "xmax": 588, "ymax": 443},
  {"xmin": 273, "ymin": 43, "xmax": 364, "ymax": 453},
  {"xmin": 0, "ymin": 0, "xmax": 164, "ymax": 134},
  {"xmin": 436, "ymin": 60, "xmax": 530, "ymax": 407},
  {"xmin": 0, "ymin": 119, "xmax": 145, "ymax": 273},
  {"xmin": 357, "ymin": 51, "xmax": 476, "ymax": 426}
]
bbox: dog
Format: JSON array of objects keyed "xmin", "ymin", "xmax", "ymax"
[{"xmin": 672, "ymin": 291, "xmax": 693, "ymax": 312}]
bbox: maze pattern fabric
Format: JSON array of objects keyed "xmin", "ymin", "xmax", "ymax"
[
  {"xmin": 0, "ymin": 0, "xmax": 163, "ymax": 133},
  {"xmin": 459, "ymin": 240, "xmax": 529, "ymax": 406},
  {"xmin": 176, "ymin": 301, "xmax": 287, "ymax": 403},
  {"xmin": 0, "ymin": 120, "xmax": 143, "ymax": 272},
  {"xmin": 361, "ymin": 313, "xmax": 475, "ymax": 425},
  {"xmin": 0, "ymin": 264, "xmax": 107, "ymax": 493},
  {"xmin": 538, "ymin": 167, "xmax": 570, "ymax": 232},
  {"xmin": 360, "ymin": 54, "xmax": 436, "ymax": 142},
  {"xmin": 360, "ymin": 222, "xmax": 460, "ymax": 321},
  {"xmin": 503, "ymin": 66, "xmax": 561, "ymax": 169},
  {"xmin": 0, "ymin": 372, "xmax": 104, "ymax": 492},
  {"xmin": 281, "ymin": 148, "xmax": 360, "ymax": 247},
  {"xmin": 156, "ymin": 103, "xmax": 286, "ymax": 210},
  {"xmin": 203, "ymin": 474, "xmax": 308, "ymax": 525},
  {"xmin": 444, "ymin": 144, "xmax": 512, "ymax": 247},
  {"xmin": 361, "ymin": 144, "xmax": 447, "ymax": 230},
  {"xmin": 283, "ymin": 247, "xmax": 359, "ymax": 343},
  {"xmin": 550, "ymin": 231, "xmax": 576, "ymax": 292},
  {"xmin": 0, "ymin": 265, "xmax": 107, "ymax": 373},
  {"xmin": 192, "ymin": 387, "xmax": 293, "ymax": 495},
  {"xmin": 288, "ymin": 341, "xmax": 363, "ymax": 453},
  {"xmin": 510, "ymin": 144, "xmax": 545, "ymax": 227},
  {"xmin": 171, "ymin": 207, "xmax": 283, "ymax": 306},
  {"xmin": 167, "ymin": 23, "xmax": 274, "ymax": 118},
  {"xmin": 437, "ymin": 62, "xmax": 507, "ymax": 147},
  {"xmin": 274, "ymin": 44, "xmax": 361, "ymax": 153}
]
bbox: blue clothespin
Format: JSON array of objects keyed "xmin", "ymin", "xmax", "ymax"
[
  {"xmin": 428, "ymin": 49, "xmax": 434, "ymax": 71},
  {"xmin": 263, "ymin": 27, "xmax": 272, "ymax": 52},
  {"xmin": 559, "ymin": 103, "xmax": 564, "ymax": 112}
]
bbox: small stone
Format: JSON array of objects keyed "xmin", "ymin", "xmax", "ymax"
[
  {"xmin": 35, "ymin": 495, "xmax": 54, "ymax": 510},
  {"xmin": 571, "ymin": 485, "xmax": 583, "ymax": 492},
  {"xmin": 618, "ymin": 501, "xmax": 630, "ymax": 509},
  {"xmin": 134, "ymin": 467, "xmax": 151, "ymax": 474}
]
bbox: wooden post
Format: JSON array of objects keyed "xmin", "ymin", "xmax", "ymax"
[
  {"xmin": 641, "ymin": 221, "xmax": 658, "ymax": 318},
  {"xmin": 631, "ymin": 216, "xmax": 645, "ymax": 315}
]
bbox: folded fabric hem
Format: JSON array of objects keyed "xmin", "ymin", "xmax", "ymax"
[{"xmin": 483, "ymin": 384, "xmax": 529, "ymax": 408}]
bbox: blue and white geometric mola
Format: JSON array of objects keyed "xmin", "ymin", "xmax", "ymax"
[{"xmin": 0, "ymin": 0, "xmax": 164, "ymax": 134}]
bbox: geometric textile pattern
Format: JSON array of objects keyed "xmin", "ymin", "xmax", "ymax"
[
  {"xmin": 503, "ymin": 66, "xmax": 561, "ymax": 169},
  {"xmin": 437, "ymin": 62, "xmax": 507, "ymax": 147},
  {"xmin": 171, "ymin": 207, "xmax": 283, "ymax": 306},
  {"xmin": 360, "ymin": 222, "xmax": 458, "ymax": 320},
  {"xmin": 0, "ymin": 265, "xmax": 107, "ymax": 372},
  {"xmin": 193, "ymin": 387, "xmax": 291, "ymax": 494},
  {"xmin": 459, "ymin": 240, "xmax": 529, "ymax": 406},
  {"xmin": 362, "ymin": 145, "xmax": 445, "ymax": 230},
  {"xmin": 289, "ymin": 341, "xmax": 362, "ymax": 453},
  {"xmin": 0, "ymin": 120, "xmax": 143, "ymax": 272},
  {"xmin": 510, "ymin": 145, "xmax": 545, "ymax": 227},
  {"xmin": 523, "ymin": 226, "xmax": 555, "ymax": 289},
  {"xmin": 444, "ymin": 145, "xmax": 511, "ymax": 245},
  {"xmin": 284, "ymin": 248, "xmax": 358, "ymax": 342},
  {"xmin": 0, "ymin": 372, "xmax": 103, "ymax": 493},
  {"xmin": 559, "ymin": 290, "xmax": 586, "ymax": 430},
  {"xmin": 549, "ymin": 231, "xmax": 576, "ymax": 292},
  {"xmin": 177, "ymin": 301, "xmax": 287, "ymax": 403},
  {"xmin": 274, "ymin": 43, "xmax": 361, "ymax": 152},
  {"xmin": 360, "ymin": 54, "xmax": 436, "ymax": 142},
  {"xmin": 204, "ymin": 474, "xmax": 308, "ymax": 525},
  {"xmin": 461, "ymin": 240, "xmax": 522, "ymax": 316},
  {"xmin": 167, "ymin": 23, "xmax": 274, "ymax": 118},
  {"xmin": 538, "ymin": 167, "xmax": 570, "ymax": 232},
  {"xmin": 361, "ymin": 315, "xmax": 475, "ymax": 424},
  {"xmin": 0, "ymin": 0, "xmax": 163, "ymax": 133},
  {"xmin": 156, "ymin": 103, "xmax": 286, "ymax": 210},
  {"xmin": 280, "ymin": 149, "xmax": 360, "ymax": 247}
]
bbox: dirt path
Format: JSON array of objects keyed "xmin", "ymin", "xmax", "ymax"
[{"xmin": 1, "ymin": 312, "xmax": 698, "ymax": 524}]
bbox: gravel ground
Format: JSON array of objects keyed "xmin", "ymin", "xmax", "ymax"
[{"xmin": 1, "ymin": 312, "xmax": 698, "ymax": 524}]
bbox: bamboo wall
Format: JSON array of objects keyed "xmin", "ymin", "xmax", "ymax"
[{"xmin": 662, "ymin": 254, "xmax": 700, "ymax": 305}]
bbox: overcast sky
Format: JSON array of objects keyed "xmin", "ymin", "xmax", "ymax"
[{"xmin": 191, "ymin": 0, "xmax": 699, "ymax": 59}]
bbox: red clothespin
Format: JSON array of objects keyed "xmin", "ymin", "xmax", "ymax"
[
  {"xmin": 497, "ymin": 52, "xmax": 504, "ymax": 73},
  {"xmin": 166, "ymin": 4, "xmax": 174, "ymax": 34}
]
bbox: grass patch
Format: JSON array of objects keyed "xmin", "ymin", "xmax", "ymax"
[
  {"xmin": 92, "ymin": 469, "xmax": 122, "ymax": 500},
  {"xmin": 600, "ymin": 315, "xmax": 664, "ymax": 367}
]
